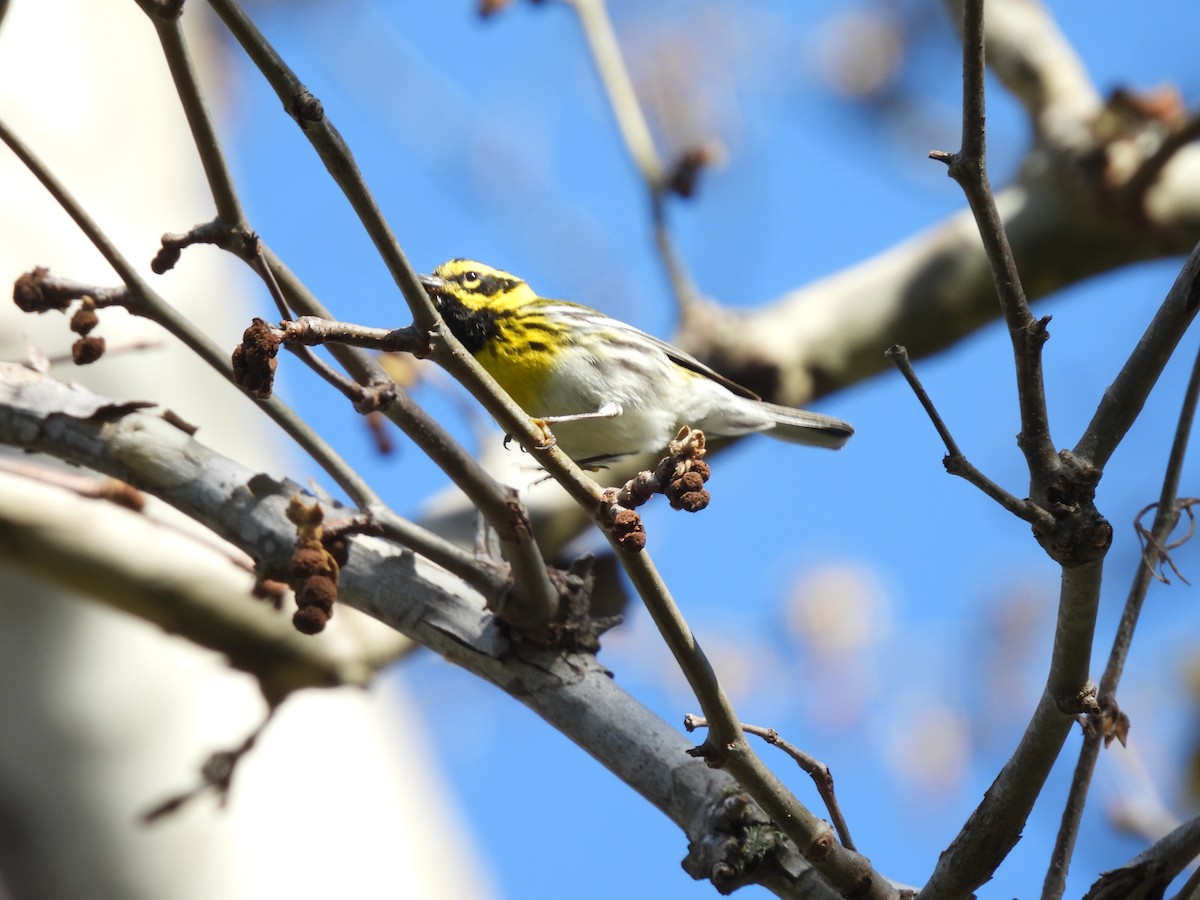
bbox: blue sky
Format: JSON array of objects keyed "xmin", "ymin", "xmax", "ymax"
[{"xmin": 231, "ymin": 1, "xmax": 1200, "ymax": 896}]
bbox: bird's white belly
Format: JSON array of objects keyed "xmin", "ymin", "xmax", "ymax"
[{"xmin": 529, "ymin": 346, "xmax": 772, "ymax": 462}]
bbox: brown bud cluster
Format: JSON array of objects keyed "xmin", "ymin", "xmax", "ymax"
[
  {"xmin": 285, "ymin": 497, "xmax": 340, "ymax": 635},
  {"xmin": 610, "ymin": 508, "xmax": 646, "ymax": 553},
  {"xmin": 12, "ymin": 269, "xmax": 129, "ymax": 366},
  {"xmin": 666, "ymin": 459, "xmax": 711, "ymax": 512},
  {"xmin": 69, "ymin": 297, "xmax": 105, "ymax": 365},
  {"xmin": 231, "ymin": 318, "xmax": 281, "ymax": 399}
]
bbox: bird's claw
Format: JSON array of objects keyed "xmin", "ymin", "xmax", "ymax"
[
  {"xmin": 502, "ymin": 426, "xmax": 557, "ymax": 454},
  {"xmin": 530, "ymin": 419, "xmax": 558, "ymax": 452}
]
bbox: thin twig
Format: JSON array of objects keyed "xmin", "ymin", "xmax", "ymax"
[
  {"xmin": 143, "ymin": 709, "xmax": 276, "ymax": 822},
  {"xmin": 142, "ymin": 6, "xmax": 247, "ymax": 229},
  {"xmin": 652, "ymin": 193, "xmax": 706, "ymax": 313},
  {"xmin": 1081, "ymin": 812, "xmax": 1200, "ymax": 899},
  {"xmin": 1042, "ymin": 736, "xmax": 1104, "ymax": 900},
  {"xmin": 1134, "ymin": 500, "xmax": 1198, "ymax": 585},
  {"xmin": 684, "ymin": 715, "xmax": 857, "ymax": 852},
  {"xmin": 1043, "ymin": 338, "xmax": 1200, "ymax": 899},
  {"xmin": 0, "ymin": 115, "xmax": 375, "ymax": 508},
  {"xmin": 931, "ymin": 0, "xmax": 1058, "ymax": 485},
  {"xmin": 275, "ymin": 317, "xmax": 429, "ymax": 355},
  {"xmin": 563, "ymin": 0, "xmax": 704, "ymax": 315},
  {"xmin": 619, "ymin": 557, "xmax": 895, "ymax": 898},
  {"xmin": 963, "ymin": 0, "xmax": 1101, "ymax": 149},
  {"xmin": 206, "ymin": 0, "xmax": 575, "ymax": 629},
  {"xmin": 1101, "ymin": 336, "xmax": 1200, "ymax": 697},
  {"xmin": 249, "ymin": 246, "xmax": 295, "ymax": 321},
  {"xmin": 562, "ymin": 0, "xmax": 664, "ymax": 188},
  {"xmin": 203, "ymin": 0, "xmax": 436, "ymax": 332},
  {"xmin": 1075, "ymin": 242, "xmax": 1200, "ymax": 470},
  {"xmin": 142, "ymin": 1, "xmax": 561, "ymax": 628},
  {"xmin": 42, "ymin": 339, "xmax": 165, "ymax": 366},
  {"xmin": 886, "ymin": 345, "xmax": 1056, "ymax": 530},
  {"xmin": 918, "ymin": 2, "xmax": 1114, "ymax": 891}
]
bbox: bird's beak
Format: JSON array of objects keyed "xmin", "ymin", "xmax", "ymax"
[{"xmin": 419, "ymin": 274, "xmax": 446, "ymax": 295}]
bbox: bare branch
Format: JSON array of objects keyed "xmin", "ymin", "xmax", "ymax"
[
  {"xmin": 1082, "ymin": 813, "xmax": 1200, "ymax": 900},
  {"xmin": 615, "ymin": 551, "xmax": 900, "ymax": 899},
  {"xmin": 139, "ymin": 7, "xmax": 247, "ymax": 230},
  {"xmin": 561, "ymin": 0, "xmax": 664, "ymax": 188},
  {"xmin": 685, "ymin": 715, "xmax": 858, "ymax": 853},
  {"xmin": 561, "ymin": 0, "xmax": 705, "ymax": 314},
  {"xmin": 1075, "ymin": 242, "xmax": 1200, "ymax": 469},
  {"xmin": 920, "ymin": 558, "xmax": 1103, "ymax": 896},
  {"xmin": 932, "ymin": 0, "xmax": 1058, "ymax": 486},
  {"xmin": 948, "ymin": 0, "xmax": 1102, "ymax": 153},
  {"xmin": 0, "ymin": 362, "xmax": 851, "ymax": 898},
  {"xmin": 0, "ymin": 466, "xmax": 390, "ymax": 700},
  {"xmin": 0, "ymin": 117, "xmax": 380, "ymax": 508},
  {"xmin": 1045, "ymin": 339, "xmax": 1200, "ymax": 897},
  {"xmin": 143, "ymin": 709, "xmax": 275, "ymax": 823},
  {"xmin": 886, "ymin": 345, "xmax": 1055, "ymax": 530}
]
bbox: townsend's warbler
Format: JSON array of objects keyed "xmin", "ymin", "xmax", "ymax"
[{"xmin": 419, "ymin": 259, "xmax": 854, "ymax": 466}]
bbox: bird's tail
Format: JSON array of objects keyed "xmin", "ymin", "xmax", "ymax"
[{"xmin": 760, "ymin": 402, "xmax": 854, "ymax": 450}]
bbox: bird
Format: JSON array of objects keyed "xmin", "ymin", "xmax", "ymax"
[{"xmin": 418, "ymin": 258, "xmax": 853, "ymax": 466}]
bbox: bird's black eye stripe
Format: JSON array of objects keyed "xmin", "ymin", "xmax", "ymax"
[{"xmin": 453, "ymin": 272, "xmax": 521, "ymax": 296}]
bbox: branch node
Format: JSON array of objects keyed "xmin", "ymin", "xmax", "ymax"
[
  {"xmin": 665, "ymin": 143, "xmax": 719, "ymax": 199},
  {"xmin": 682, "ymin": 787, "xmax": 790, "ymax": 894},
  {"xmin": 1081, "ymin": 694, "xmax": 1131, "ymax": 748},
  {"xmin": 1056, "ymin": 680, "xmax": 1100, "ymax": 717},
  {"xmin": 506, "ymin": 555, "xmax": 620, "ymax": 655},
  {"xmin": 685, "ymin": 738, "xmax": 730, "ymax": 768},
  {"xmin": 685, "ymin": 714, "xmax": 857, "ymax": 851},
  {"xmin": 289, "ymin": 89, "xmax": 325, "ymax": 128},
  {"xmin": 142, "ymin": 710, "xmax": 274, "ymax": 823}
]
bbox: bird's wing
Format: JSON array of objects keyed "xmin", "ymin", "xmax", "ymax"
[{"xmin": 570, "ymin": 308, "xmax": 762, "ymax": 401}]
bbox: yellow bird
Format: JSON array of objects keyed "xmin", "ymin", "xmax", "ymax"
[{"xmin": 420, "ymin": 259, "xmax": 853, "ymax": 466}]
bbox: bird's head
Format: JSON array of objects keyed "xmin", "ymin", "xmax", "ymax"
[{"xmin": 419, "ymin": 259, "xmax": 536, "ymax": 313}]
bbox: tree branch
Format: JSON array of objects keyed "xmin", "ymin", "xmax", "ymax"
[
  {"xmin": 0, "ymin": 361, "xmax": 856, "ymax": 899},
  {"xmin": 1075, "ymin": 242, "xmax": 1200, "ymax": 469},
  {"xmin": 920, "ymin": 559, "xmax": 1102, "ymax": 897},
  {"xmin": 947, "ymin": 0, "xmax": 1102, "ymax": 153},
  {"xmin": 0, "ymin": 466, "xmax": 393, "ymax": 702},
  {"xmin": 932, "ymin": 0, "xmax": 1058, "ymax": 486},
  {"xmin": 1082, "ymin": 812, "xmax": 1200, "ymax": 900},
  {"xmin": 1044, "ymin": 337, "xmax": 1200, "ymax": 898},
  {"xmin": 0, "ymin": 115, "xmax": 376, "ymax": 507},
  {"xmin": 886, "ymin": 344, "xmax": 1055, "ymax": 529},
  {"xmin": 137, "ymin": 3, "xmax": 248, "ymax": 230}
]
